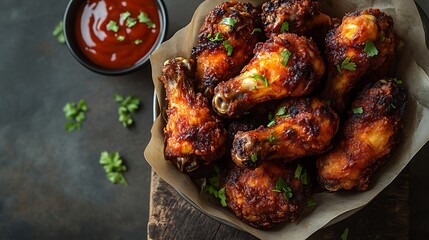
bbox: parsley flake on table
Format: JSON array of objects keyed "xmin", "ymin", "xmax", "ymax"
[
  {"xmin": 53, "ymin": 20, "xmax": 65, "ymax": 44},
  {"xmin": 280, "ymin": 21, "xmax": 289, "ymax": 32},
  {"xmin": 281, "ymin": 49, "xmax": 292, "ymax": 66},
  {"xmin": 223, "ymin": 40, "xmax": 233, "ymax": 56},
  {"xmin": 106, "ymin": 20, "xmax": 119, "ymax": 32},
  {"xmin": 63, "ymin": 99, "xmax": 88, "ymax": 132},
  {"xmin": 99, "ymin": 151, "xmax": 128, "ymax": 185},
  {"xmin": 252, "ymin": 74, "xmax": 269, "ymax": 87},
  {"xmin": 352, "ymin": 107, "xmax": 363, "ymax": 114},
  {"xmin": 336, "ymin": 57, "xmax": 356, "ymax": 74},
  {"xmin": 272, "ymin": 177, "xmax": 293, "ymax": 200},
  {"xmin": 207, "ymin": 32, "xmax": 224, "ymax": 42},
  {"xmin": 114, "ymin": 94, "xmax": 141, "ymax": 127},
  {"xmin": 138, "ymin": 11, "xmax": 156, "ymax": 28},
  {"xmin": 364, "ymin": 40, "xmax": 378, "ymax": 57},
  {"xmin": 220, "ymin": 17, "xmax": 237, "ymax": 27}
]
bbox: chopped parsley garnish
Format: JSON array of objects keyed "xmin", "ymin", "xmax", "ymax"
[
  {"xmin": 252, "ymin": 74, "xmax": 268, "ymax": 87},
  {"xmin": 207, "ymin": 32, "xmax": 224, "ymax": 42},
  {"xmin": 251, "ymin": 28, "xmax": 262, "ymax": 34},
  {"xmin": 267, "ymin": 112, "xmax": 276, "ymax": 127},
  {"xmin": 223, "ymin": 40, "xmax": 233, "ymax": 56},
  {"xmin": 268, "ymin": 131, "xmax": 275, "ymax": 142},
  {"xmin": 364, "ymin": 40, "xmax": 378, "ymax": 57},
  {"xmin": 341, "ymin": 228, "xmax": 350, "ymax": 240},
  {"xmin": 138, "ymin": 11, "xmax": 156, "ymax": 28},
  {"xmin": 106, "ymin": 20, "xmax": 119, "ymax": 32},
  {"xmin": 220, "ymin": 17, "xmax": 237, "ymax": 27},
  {"xmin": 280, "ymin": 49, "xmax": 292, "ymax": 66},
  {"xmin": 395, "ymin": 79, "xmax": 403, "ymax": 85},
  {"xmin": 276, "ymin": 106, "xmax": 287, "ymax": 116},
  {"xmin": 336, "ymin": 57, "xmax": 357, "ymax": 74},
  {"xmin": 120, "ymin": 11, "xmax": 131, "ymax": 22},
  {"xmin": 204, "ymin": 174, "xmax": 227, "ymax": 207},
  {"xmin": 126, "ymin": 17, "xmax": 137, "ymax": 28},
  {"xmin": 390, "ymin": 103, "xmax": 396, "ymax": 109},
  {"xmin": 114, "ymin": 94, "xmax": 141, "ymax": 127},
  {"xmin": 53, "ymin": 21, "xmax": 65, "ymax": 44},
  {"xmin": 250, "ymin": 153, "xmax": 258, "ymax": 162},
  {"xmin": 379, "ymin": 33, "xmax": 385, "ymax": 43},
  {"xmin": 267, "ymin": 106, "xmax": 289, "ymax": 127},
  {"xmin": 99, "ymin": 151, "xmax": 128, "ymax": 185},
  {"xmin": 134, "ymin": 39, "xmax": 143, "ymax": 45},
  {"xmin": 280, "ymin": 21, "xmax": 289, "ymax": 32},
  {"xmin": 117, "ymin": 35, "xmax": 125, "ymax": 41},
  {"xmin": 352, "ymin": 107, "xmax": 363, "ymax": 114},
  {"xmin": 218, "ymin": 188, "xmax": 227, "ymax": 207},
  {"xmin": 63, "ymin": 99, "xmax": 88, "ymax": 132},
  {"xmin": 272, "ymin": 177, "xmax": 293, "ymax": 200},
  {"xmin": 294, "ymin": 164, "xmax": 309, "ymax": 185},
  {"xmin": 307, "ymin": 198, "xmax": 317, "ymax": 208}
]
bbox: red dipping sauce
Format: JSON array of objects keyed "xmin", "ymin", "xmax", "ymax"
[{"xmin": 76, "ymin": 0, "xmax": 160, "ymax": 69}]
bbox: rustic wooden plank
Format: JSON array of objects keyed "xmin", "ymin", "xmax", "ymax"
[{"xmin": 148, "ymin": 169, "xmax": 408, "ymax": 240}]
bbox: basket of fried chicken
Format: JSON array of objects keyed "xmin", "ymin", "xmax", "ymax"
[{"xmin": 145, "ymin": 0, "xmax": 429, "ymax": 238}]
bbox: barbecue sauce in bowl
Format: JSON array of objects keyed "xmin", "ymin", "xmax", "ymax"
[{"xmin": 75, "ymin": 0, "xmax": 160, "ymax": 69}]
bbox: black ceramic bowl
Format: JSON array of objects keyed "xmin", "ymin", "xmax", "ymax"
[{"xmin": 63, "ymin": 0, "xmax": 167, "ymax": 75}]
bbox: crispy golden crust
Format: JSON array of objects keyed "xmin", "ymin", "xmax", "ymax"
[
  {"xmin": 261, "ymin": 0, "xmax": 332, "ymax": 38},
  {"xmin": 159, "ymin": 57, "xmax": 227, "ymax": 173},
  {"xmin": 212, "ymin": 33, "xmax": 325, "ymax": 118},
  {"xmin": 317, "ymin": 79, "xmax": 407, "ymax": 191},
  {"xmin": 224, "ymin": 161, "xmax": 308, "ymax": 229},
  {"xmin": 232, "ymin": 97, "xmax": 339, "ymax": 168},
  {"xmin": 320, "ymin": 8, "xmax": 399, "ymax": 113},
  {"xmin": 192, "ymin": 1, "xmax": 263, "ymax": 99}
]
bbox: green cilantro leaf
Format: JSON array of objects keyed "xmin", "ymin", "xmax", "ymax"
[
  {"xmin": 53, "ymin": 21, "xmax": 65, "ymax": 44},
  {"xmin": 341, "ymin": 228, "xmax": 350, "ymax": 240},
  {"xmin": 307, "ymin": 198, "xmax": 317, "ymax": 208},
  {"xmin": 268, "ymin": 131, "xmax": 275, "ymax": 142},
  {"xmin": 337, "ymin": 57, "xmax": 356, "ymax": 74},
  {"xmin": 223, "ymin": 40, "xmax": 233, "ymax": 56},
  {"xmin": 395, "ymin": 79, "xmax": 403, "ymax": 85},
  {"xmin": 379, "ymin": 33, "xmax": 385, "ymax": 43},
  {"xmin": 294, "ymin": 164, "xmax": 309, "ymax": 184},
  {"xmin": 114, "ymin": 95, "xmax": 141, "ymax": 127},
  {"xmin": 117, "ymin": 35, "xmax": 125, "ymax": 41},
  {"xmin": 99, "ymin": 151, "xmax": 128, "ymax": 185},
  {"xmin": 63, "ymin": 99, "xmax": 88, "ymax": 132},
  {"xmin": 250, "ymin": 153, "xmax": 258, "ymax": 162},
  {"xmin": 251, "ymin": 28, "xmax": 262, "ymax": 35},
  {"xmin": 220, "ymin": 17, "xmax": 237, "ymax": 27},
  {"xmin": 126, "ymin": 17, "xmax": 137, "ymax": 28},
  {"xmin": 273, "ymin": 177, "xmax": 293, "ymax": 200},
  {"xmin": 218, "ymin": 188, "xmax": 227, "ymax": 207},
  {"xmin": 364, "ymin": 40, "xmax": 378, "ymax": 57},
  {"xmin": 252, "ymin": 74, "xmax": 269, "ymax": 87},
  {"xmin": 204, "ymin": 175, "xmax": 227, "ymax": 207},
  {"xmin": 276, "ymin": 106, "xmax": 287, "ymax": 116},
  {"xmin": 352, "ymin": 107, "xmax": 363, "ymax": 114},
  {"xmin": 134, "ymin": 39, "xmax": 143, "ymax": 45},
  {"xmin": 138, "ymin": 11, "xmax": 156, "ymax": 28},
  {"xmin": 120, "ymin": 11, "xmax": 131, "ymax": 22},
  {"xmin": 204, "ymin": 184, "xmax": 220, "ymax": 198},
  {"xmin": 280, "ymin": 21, "xmax": 289, "ymax": 32},
  {"xmin": 280, "ymin": 49, "xmax": 292, "ymax": 66},
  {"xmin": 106, "ymin": 20, "xmax": 119, "ymax": 32},
  {"xmin": 207, "ymin": 32, "xmax": 224, "ymax": 42},
  {"xmin": 294, "ymin": 164, "xmax": 303, "ymax": 179}
]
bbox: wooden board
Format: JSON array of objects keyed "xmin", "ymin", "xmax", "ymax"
[{"xmin": 148, "ymin": 169, "xmax": 408, "ymax": 239}]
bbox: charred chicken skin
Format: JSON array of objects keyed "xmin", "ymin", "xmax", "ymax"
[
  {"xmin": 261, "ymin": 0, "xmax": 332, "ymax": 38},
  {"xmin": 224, "ymin": 161, "xmax": 308, "ymax": 228},
  {"xmin": 192, "ymin": 1, "xmax": 263, "ymax": 99},
  {"xmin": 317, "ymin": 79, "xmax": 407, "ymax": 191},
  {"xmin": 320, "ymin": 8, "xmax": 399, "ymax": 113},
  {"xmin": 232, "ymin": 97, "xmax": 339, "ymax": 168},
  {"xmin": 213, "ymin": 33, "xmax": 325, "ymax": 118},
  {"xmin": 159, "ymin": 57, "xmax": 227, "ymax": 173}
]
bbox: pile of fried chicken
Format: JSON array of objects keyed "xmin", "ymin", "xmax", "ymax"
[{"xmin": 158, "ymin": 0, "xmax": 407, "ymax": 229}]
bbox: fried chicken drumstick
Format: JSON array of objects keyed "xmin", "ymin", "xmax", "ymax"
[
  {"xmin": 317, "ymin": 79, "xmax": 407, "ymax": 191},
  {"xmin": 159, "ymin": 57, "xmax": 227, "ymax": 173},
  {"xmin": 261, "ymin": 0, "xmax": 332, "ymax": 38},
  {"xmin": 192, "ymin": 1, "xmax": 263, "ymax": 99},
  {"xmin": 232, "ymin": 97, "xmax": 339, "ymax": 168},
  {"xmin": 224, "ymin": 161, "xmax": 309, "ymax": 228},
  {"xmin": 213, "ymin": 33, "xmax": 325, "ymax": 118},
  {"xmin": 320, "ymin": 9, "xmax": 399, "ymax": 113}
]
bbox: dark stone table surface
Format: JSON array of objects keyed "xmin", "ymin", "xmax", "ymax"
[{"xmin": 0, "ymin": 0, "xmax": 428, "ymax": 239}]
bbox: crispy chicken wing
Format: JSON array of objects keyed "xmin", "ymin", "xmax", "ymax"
[
  {"xmin": 232, "ymin": 97, "xmax": 339, "ymax": 168},
  {"xmin": 159, "ymin": 57, "xmax": 227, "ymax": 173},
  {"xmin": 224, "ymin": 161, "xmax": 309, "ymax": 228},
  {"xmin": 192, "ymin": 1, "xmax": 263, "ymax": 99},
  {"xmin": 317, "ymin": 79, "xmax": 407, "ymax": 191},
  {"xmin": 261, "ymin": 0, "xmax": 332, "ymax": 38},
  {"xmin": 213, "ymin": 33, "xmax": 325, "ymax": 118},
  {"xmin": 320, "ymin": 9, "xmax": 399, "ymax": 113}
]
